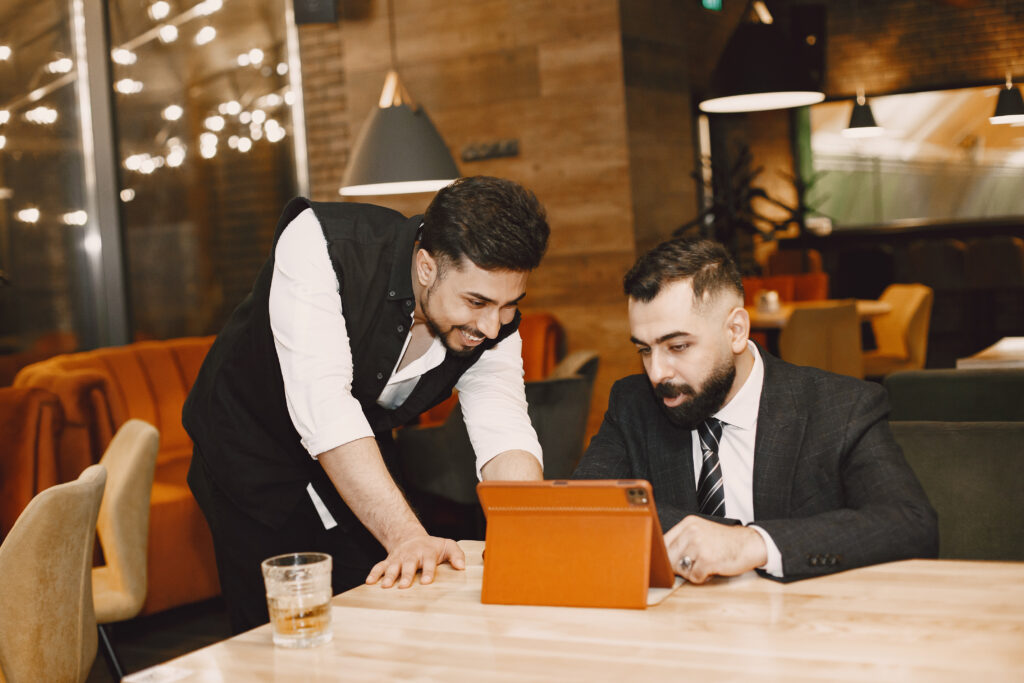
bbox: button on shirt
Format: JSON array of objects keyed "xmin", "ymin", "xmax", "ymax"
[
  {"xmin": 689, "ymin": 340, "xmax": 784, "ymax": 577},
  {"xmin": 268, "ymin": 209, "xmax": 542, "ymax": 525}
]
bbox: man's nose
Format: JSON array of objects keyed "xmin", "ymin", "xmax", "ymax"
[
  {"xmin": 478, "ymin": 308, "xmax": 501, "ymax": 339},
  {"xmin": 647, "ymin": 350, "xmax": 673, "ymax": 384}
]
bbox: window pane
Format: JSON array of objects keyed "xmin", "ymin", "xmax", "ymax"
[
  {"xmin": 0, "ymin": 0, "xmax": 90, "ymax": 381},
  {"xmin": 107, "ymin": 0, "xmax": 299, "ymax": 339}
]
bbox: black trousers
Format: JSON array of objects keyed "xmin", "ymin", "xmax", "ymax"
[{"xmin": 188, "ymin": 453, "xmax": 386, "ymax": 634}]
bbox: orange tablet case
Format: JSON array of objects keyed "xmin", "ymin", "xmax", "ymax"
[{"xmin": 477, "ymin": 479, "xmax": 676, "ymax": 609}]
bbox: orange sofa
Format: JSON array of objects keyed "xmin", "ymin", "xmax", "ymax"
[
  {"xmin": 0, "ymin": 386, "xmax": 64, "ymax": 539},
  {"xmin": 14, "ymin": 337, "xmax": 220, "ymax": 615}
]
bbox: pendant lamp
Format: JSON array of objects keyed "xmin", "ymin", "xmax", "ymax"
[
  {"xmin": 699, "ymin": 2, "xmax": 824, "ymax": 113},
  {"xmin": 339, "ymin": 0, "xmax": 458, "ymax": 196},
  {"xmin": 989, "ymin": 75, "xmax": 1024, "ymax": 125},
  {"xmin": 842, "ymin": 92, "xmax": 883, "ymax": 138}
]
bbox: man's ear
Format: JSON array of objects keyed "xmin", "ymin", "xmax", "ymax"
[
  {"xmin": 415, "ymin": 248, "xmax": 438, "ymax": 288},
  {"xmin": 725, "ymin": 305, "xmax": 750, "ymax": 354}
]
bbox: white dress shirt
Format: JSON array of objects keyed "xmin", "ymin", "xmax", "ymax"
[
  {"xmin": 689, "ymin": 340, "xmax": 784, "ymax": 577},
  {"xmin": 268, "ymin": 209, "xmax": 542, "ymax": 526}
]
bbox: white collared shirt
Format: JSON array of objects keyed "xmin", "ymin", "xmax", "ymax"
[
  {"xmin": 689, "ymin": 340, "xmax": 784, "ymax": 577},
  {"xmin": 269, "ymin": 208, "xmax": 542, "ymax": 490}
]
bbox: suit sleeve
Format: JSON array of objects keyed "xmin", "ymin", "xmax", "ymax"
[{"xmin": 754, "ymin": 382, "xmax": 938, "ymax": 581}]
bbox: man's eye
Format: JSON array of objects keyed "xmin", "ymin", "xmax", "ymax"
[
  {"xmin": 670, "ymin": 344, "xmax": 689, "ymax": 352},
  {"xmin": 636, "ymin": 347, "xmax": 651, "ymax": 356},
  {"xmin": 468, "ymin": 300, "xmax": 485, "ymax": 307}
]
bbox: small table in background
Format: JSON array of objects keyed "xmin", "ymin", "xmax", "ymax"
[{"xmin": 956, "ymin": 337, "xmax": 1024, "ymax": 369}]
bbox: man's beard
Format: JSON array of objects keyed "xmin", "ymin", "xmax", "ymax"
[
  {"xmin": 653, "ymin": 358, "xmax": 736, "ymax": 431},
  {"xmin": 421, "ymin": 286, "xmax": 483, "ymax": 358}
]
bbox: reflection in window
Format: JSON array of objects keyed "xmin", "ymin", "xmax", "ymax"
[
  {"xmin": 0, "ymin": 0, "xmax": 89, "ymax": 379},
  {"xmin": 107, "ymin": 0, "xmax": 299, "ymax": 339},
  {"xmin": 804, "ymin": 86, "xmax": 1024, "ymax": 228}
]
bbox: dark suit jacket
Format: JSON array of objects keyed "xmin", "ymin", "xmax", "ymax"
[{"xmin": 572, "ymin": 345, "xmax": 938, "ymax": 580}]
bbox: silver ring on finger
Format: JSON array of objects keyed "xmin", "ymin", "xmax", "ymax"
[{"xmin": 679, "ymin": 555, "xmax": 693, "ymax": 571}]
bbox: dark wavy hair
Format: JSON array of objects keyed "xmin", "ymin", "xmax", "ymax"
[
  {"xmin": 623, "ymin": 238, "xmax": 743, "ymax": 307},
  {"xmin": 420, "ymin": 176, "xmax": 549, "ymax": 273}
]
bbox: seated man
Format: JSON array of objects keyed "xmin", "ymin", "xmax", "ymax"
[{"xmin": 573, "ymin": 238, "xmax": 937, "ymax": 582}]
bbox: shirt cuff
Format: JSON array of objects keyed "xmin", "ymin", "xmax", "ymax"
[{"xmin": 748, "ymin": 524, "xmax": 784, "ymax": 577}]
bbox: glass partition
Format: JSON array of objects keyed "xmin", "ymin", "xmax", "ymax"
[
  {"xmin": 0, "ymin": 0, "xmax": 302, "ymax": 382},
  {"xmin": 107, "ymin": 0, "xmax": 300, "ymax": 339},
  {"xmin": 0, "ymin": 0, "xmax": 93, "ymax": 379},
  {"xmin": 803, "ymin": 85, "xmax": 1024, "ymax": 229}
]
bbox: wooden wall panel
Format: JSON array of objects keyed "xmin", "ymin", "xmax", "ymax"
[{"xmin": 306, "ymin": 0, "xmax": 636, "ymax": 438}]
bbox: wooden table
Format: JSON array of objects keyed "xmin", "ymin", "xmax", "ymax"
[
  {"xmin": 128, "ymin": 541, "xmax": 1024, "ymax": 682},
  {"xmin": 957, "ymin": 337, "xmax": 1024, "ymax": 369},
  {"xmin": 746, "ymin": 299, "xmax": 892, "ymax": 330}
]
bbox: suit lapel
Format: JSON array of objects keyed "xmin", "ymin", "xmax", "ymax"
[
  {"xmin": 647, "ymin": 401, "xmax": 699, "ymax": 511},
  {"xmin": 752, "ymin": 347, "xmax": 807, "ymax": 519}
]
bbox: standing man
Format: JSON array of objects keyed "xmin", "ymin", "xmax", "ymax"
[
  {"xmin": 573, "ymin": 238, "xmax": 937, "ymax": 583},
  {"xmin": 184, "ymin": 176, "xmax": 549, "ymax": 632}
]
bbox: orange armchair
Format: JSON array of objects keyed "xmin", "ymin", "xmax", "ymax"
[
  {"xmin": 14, "ymin": 337, "xmax": 220, "ymax": 615},
  {"xmin": 0, "ymin": 386, "xmax": 64, "ymax": 538}
]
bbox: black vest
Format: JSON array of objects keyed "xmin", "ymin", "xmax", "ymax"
[{"xmin": 183, "ymin": 198, "xmax": 519, "ymax": 529}]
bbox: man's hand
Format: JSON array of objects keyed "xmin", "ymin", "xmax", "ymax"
[
  {"xmin": 664, "ymin": 515, "xmax": 767, "ymax": 583},
  {"xmin": 366, "ymin": 535, "xmax": 466, "ymax": 589}
]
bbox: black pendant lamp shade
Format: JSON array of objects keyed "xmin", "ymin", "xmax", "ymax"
[
  {"xmin": 990, "ymin": 83, "xmax": 1024, "ymax": 125},
  {"xmin": 699, "ymin": 21, "xmax": 825, "ymax": 113},
  {"xmin": 842, "ymin": 97, "xmax": 883, "ymax": 138},
  {"xmin": 340, "ymin": 71, "xmax": 459, "ymax": 196}
]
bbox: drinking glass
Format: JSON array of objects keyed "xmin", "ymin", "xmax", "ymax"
[{"xmin": 261, "ymin": 552, "xmax": 333, "ymax": 648}]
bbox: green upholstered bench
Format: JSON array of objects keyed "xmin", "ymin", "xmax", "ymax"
[
  {"xmin": 891, "ymin": 421, "xmax": 1024, "ymax": 561},
  {"xmin": 885, "ymin": 368, "xmax": 1024, "ymax": 421}
]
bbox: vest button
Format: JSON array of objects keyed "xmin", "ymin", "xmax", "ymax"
[
  {"xmin": 376, "ymin": 372, "xmax": 383, "ymax": 380},
  {"xmin": 397, "ymin": 325, "xmax": 404, "ymax": 333},
  {"xmin": 388, "ymin": 290, "xmax": 396, "ymax": 297},
  {"xmin": 404, "ymin": 300, "xmax": 413, "ymax": 307}
]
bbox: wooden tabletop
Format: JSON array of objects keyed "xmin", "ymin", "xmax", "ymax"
[
  {"xmin": 957, "ymin": 336, "xmax": 1024, "ymax": 369},
  {"xmin": 747, "ymin": 299, "xmax": 893, "ymax": 330},
  {"xmin": 129, "ymin": 540, "xmax": 1024, "ymax": 681}
]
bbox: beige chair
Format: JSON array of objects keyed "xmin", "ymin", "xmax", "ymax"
[
  {"xmin": 863, "ymin": 284, "xmax": 934, "ymax": 378},
  {"xmin": 0, "ymin": 464, "xmax": 107, "ymax": 683},
  {"xmin": 778, "ymin": 301, "xmax": 864, "ymax": 379},
  {"xmin": 93, "ymin": 419, "xmax": 160, "ymax": 679}
]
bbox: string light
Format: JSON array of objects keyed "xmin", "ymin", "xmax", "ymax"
[
  {"xmin": 120, "ymin": 189, "xmax": 136, "ymax": 202},
  {"xmin": 204, "ymin": 115, "xmax": 225, "ymax": 131},
  {"xmin": 148, "ymin": 1, "xmax": 171, "ymax": 21},
  {"xmin": 46, "ymin": 57, "xmax": 74, "ymax": 74},
  {"xmin": 0, "ymin": 110, "xmax": 9, "ymax": 125},
  {"xmin": 195, "ymin": 26, "xmax": 216, "ymax": 45},
  {"xmin": 158, "ymin": 24, "xmax": 179, "ymax": 43},
  {"xmin": 195, "ymin": 0, "xmax": 223, "ymax": 15},
  {"xmin": 111, "ymin": 48, "xmax": 137, "ymax": 65},
  {"xmin": 115, "ymin": 78, "xmax": 144, "ymax": 94},
  {"xmin": 237, "ymin": 137, "xmax": 252, "ymax": 152},
  {"xmin": 16, "ymin": 208, "xmax": 40, "ymax": 223},
  {"xmin": 0, "ymin": 45, "xmax": 11, "ymax": 60},
  {"xmin": 162, "ymin": 104, "xmax": 183, "ymax": 120},
  {"xmin": 25, "ymin": 107, "xmax": 58, "ymax": 125},
  {"xmin": 62, "ymin": 211, "xmax": 88, "ymax": 226},
  {"xmin": 0, "ymin": 135, "xmax": 6, "ymax": 149}
]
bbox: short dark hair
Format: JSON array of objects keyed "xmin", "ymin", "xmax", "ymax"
[
  {"xmin": 623, "ymin": 238, "xmax": 743, "ymax": 307},
  {"xmin": 420, "ymin": 176, "xmax": 549, "ymax": 273}
]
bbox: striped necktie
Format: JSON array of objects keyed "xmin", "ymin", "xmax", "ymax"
[{"xmin": 696, "ymin": 417, "xmax": 726, "ymax": 517}]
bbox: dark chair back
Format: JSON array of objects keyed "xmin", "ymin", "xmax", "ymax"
[
  {"xmin": 891, "ymin": 421, "xmax": 1024, "ymax": 561},
  {"xmin": 885, "ymin": 369, "xmax": 1024, "ymax": 422}
]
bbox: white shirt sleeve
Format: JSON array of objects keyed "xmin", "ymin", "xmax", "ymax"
[
  {"xmin": 268, "ymin": 208, "xmax": 374, "ymax": 457},
  {"xmin": 749, "ymin": 524, "xmax": 784, "ymax": 577},
  {"xmin": 455, "ymin": 329, "xmax": 543, "ymax": 478}
]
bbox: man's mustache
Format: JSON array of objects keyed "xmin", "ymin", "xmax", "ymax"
[{"xmin": 655, "ymin": 382, "xmax": 695, "ymax": 399}]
